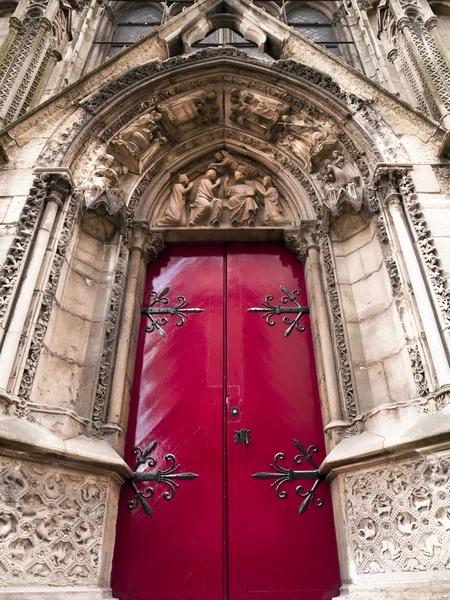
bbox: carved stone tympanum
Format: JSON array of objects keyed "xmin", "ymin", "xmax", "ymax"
[{"xmin": 153, "ymin": 152, "xmax": 293, "ymax": 229}]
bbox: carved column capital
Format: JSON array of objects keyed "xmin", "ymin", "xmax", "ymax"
[
  {"xmin": 284, "ymin": 221, "xmax": 320, "ymax": 265},
  {"xmin": 424, "ymin": 15, "xmax": 438, "ymax": 30},
  {"xmin": 372, "ymin": 164, "xmax": 413, "ymax": 210},
  {"xmin": 34, "ymin": 168, "xmax": 74, "ymax": 209},
  {"xmin": 42, "ymin": 173, "xmax": 72, "ymax": 208},
  {"xmin": 396, "ymin": 15, "xmax": 410, "ymax": 31},
  {"xmin": 130, "ymin": 224, "xmax": 165, "ymax": 266}
]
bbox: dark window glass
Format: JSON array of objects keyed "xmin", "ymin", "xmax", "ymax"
[
  {"xmin": 287, "ymin": 6, "xmax": 339, "ymax": 56},
  {"xmin": 109, "ymin": 5, "xmax": 161, "ymax": 57}
]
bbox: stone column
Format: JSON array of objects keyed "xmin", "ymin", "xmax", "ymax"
[
  {"xmin": 285, "ymin": 223, "xmax": 346, "ymax": 447},
  {"xmin": 0, "ymin": 171, "xmax": 72, "ymax": 393},
  {"xmin": 385, "ymin": 193, "xmax": 450, "ymax": 388},
  {"xmin": 106, "ymin": 225, "xmax": 164, "ymax": 450}
]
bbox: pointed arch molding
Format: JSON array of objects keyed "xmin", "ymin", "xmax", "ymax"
[{"xmin": 64, "ymin": 48, "xmax": 406, "ymax": 173}]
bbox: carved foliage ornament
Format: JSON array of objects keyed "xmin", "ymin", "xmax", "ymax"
[
  {"xmin": 345, "ymin": 455, "xmax": 450, "ymax": 574},
  {"xmin": 0, "ymin": 459, "xmax": 108, "ymax": 587}
]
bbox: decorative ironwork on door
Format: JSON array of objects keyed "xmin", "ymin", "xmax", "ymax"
[
  {"xmin": 127, "ymin": 441, "xmax": 199, "ymax": 517},
  {"xmin": 251, "ymin": 439, "xmax": 324, "ymax": 515},
  {"xmin": 141, "ymin": 286, "xmax": 204, "ymax": 338},
  {"xmin": 248, "ymin": 286, "xmax": 309, "ymax": 337}
]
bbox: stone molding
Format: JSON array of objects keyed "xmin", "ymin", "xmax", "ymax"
[
  {"xmin": 321, "ymin": 235, "xmax": 358, "ymax": 429},
  {"xmin": 81, "ymin": 48, "xmax": 358, "ymax": 115},
  {"xmin": 18, "ymin": 191, "xmax": 80, "ymax": 404},
  {"xmin": 398, "ymin": 173, "xmax": 450, "ymax": 328},
  {"xmin": 0, "ymin": 171, "xmax": 73, "ymax": 331}
]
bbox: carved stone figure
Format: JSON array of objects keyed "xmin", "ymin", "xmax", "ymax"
[
  {"xmin": 280, "ymin": 114, "xmax": 338, "ymax": 172},
  {"xmin": 253, "ymin": 176, "xmax": 292, "ymax": 226},
  {"xmin": 207, "ymin": 150, "xmax": 238, "ymax": 174},
  {"xmin": 189, "ymin": 169, "xmax": 223, "ymax": 227},
  {"xmin": 108, "ymin": 110, "xmax": 166, "ymax": 174},
  {"xmin": 223, "ymin": 170, "xmax": 259, "ymax": 227},
  {"xmin": 156, "ymin": 174, "xmax": 194, "ymax": 227},
  {"xmin": 321, "ymin": 151, "xmax": 364, "ymax": 231},
  {"xmin": 84, "ymin": 154, "xmax": 127, "ymax": 218},
  {"xmin": 229, "ymin": 88, "xmax": 289, "ymax": 140},
  {"xmin": 158, "ymin": 91, "xmax": 220, "ymax": 138}
]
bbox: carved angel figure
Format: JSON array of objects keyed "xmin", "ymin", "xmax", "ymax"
[
  {"xmin": 281, "ymin": 114, "xmax": 338, "ymax": 172},
  {"xmin": 156, "ymin": 174, "xmax": 194, "ymax": 227},
  {"xmin": 189, "ymin": 169, "xmax": 223, "ymax": 227},
  {"xmin": 207, "ymin": 150, "xmax": 238, "ymax": 174},
  {"xmin": 85, "ymin": 154, "xmax": 127, "ymax": 216},
  {"xmin": 255, "ymin": 176, "xmax": 291, "ymax": 226},
  {"xmin": 224, "ymin": 170, "xmax": 258, "ymax": 227},
  {"xmin": 108, "ymin": 110, "xmax": 166, "ymax": 174}
]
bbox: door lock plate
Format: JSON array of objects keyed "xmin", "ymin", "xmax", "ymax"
[{"xmin": 234, "ymin": 429, "xmax": 251, "ymax": 444}]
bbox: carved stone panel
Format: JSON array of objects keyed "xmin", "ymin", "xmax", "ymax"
[
  {"xmin": 229, "ymin": 88, "xmax": 289, "ymax": 141},
  {"xmin": 278, "ymin": 111, "xmax": 339, "ymax": 173},
  {"xmin": 344, "ymin": 454, "xmax": 450, "ymax": 575},
  {"xmin": 0, "ymin": 458, "xmax": 109, "ymax": 587},
  {"xmin": 152, "ymin": 152, "xmax": 294, "ymax": 229}
]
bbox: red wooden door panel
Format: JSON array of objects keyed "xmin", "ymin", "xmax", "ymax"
[
  {"xmin": 111, "ymin": 244, "xmax": 225, "ymax": 600},
  {"xmin": 111, "ymin": 242, "xmax": 341, "ymax": 600},
  {"xmin": 227, "ymin": 243, "xmax": 341, "ymax": 600}
]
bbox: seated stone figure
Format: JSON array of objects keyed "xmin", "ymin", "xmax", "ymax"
[
  {"xmin": 189, "ymin": 169, "xmax": 223, "ymax": 227},
  {"xmin": 223, "ymin": 170, "xmax": 258, "ymax": 227}
]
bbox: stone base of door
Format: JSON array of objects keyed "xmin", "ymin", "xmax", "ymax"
[
  {"xmin": 0, "ymin": 587, "xmax": 116, "ymax": 599},
  {"xmin": 340, "ymin": 581, "xmax": 450, "ymax": 599}
]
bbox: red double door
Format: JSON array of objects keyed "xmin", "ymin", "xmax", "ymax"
[{"xmin": 111, "ymin": 243, "xmax": 340, "ymax": 600}]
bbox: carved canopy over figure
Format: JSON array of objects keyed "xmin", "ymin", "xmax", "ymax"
[
  {"xmin": 156, "ymin": 174, "xmax": 194, "ymax": 227},
  {"xmin": 189, "ymin": 169, "xmax": 223, "ymax": 227}
]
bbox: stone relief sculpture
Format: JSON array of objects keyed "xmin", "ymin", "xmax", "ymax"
[
  {"xmin": 320, "ymin": 151, "xmax": 364, "ymax": 231},
  {"xmin": 85, "ymin": 154, "xmax": 127, "ymax": 220},
  {"xmin": 279, "ymin": 113, "xmax": 338, "ymax": 172},
  {"xmin": 253, "ymin": 176, "xmax": 292, "ymax": 226},
  {"xmin": 156, "ymin": 174, "xmax": 194, "ymax": 227},
  {"xmin": 153, "ymin": 153, "xmax": 293, "ymax": 229},
  {"xmin": 189, "ymin": 169, "xmax": 223, "ymax": 227},
  {"xmin": 108, "ymin": 110, "xmax": 166, "ymax": 174},
  {"xmin": 345, "ymin": 455, "xmax": 450, "ymax": 575},
  {"xmin": 229, "ymin": 88, "xmax": 289, "ymax": 141},
  {"xmin": 223, "ymin": 170, "xmax": 259, "ymax": 227},
  {"xmin": 158, "ymin": 90, "xmax": 220, "ymax": 137}
]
